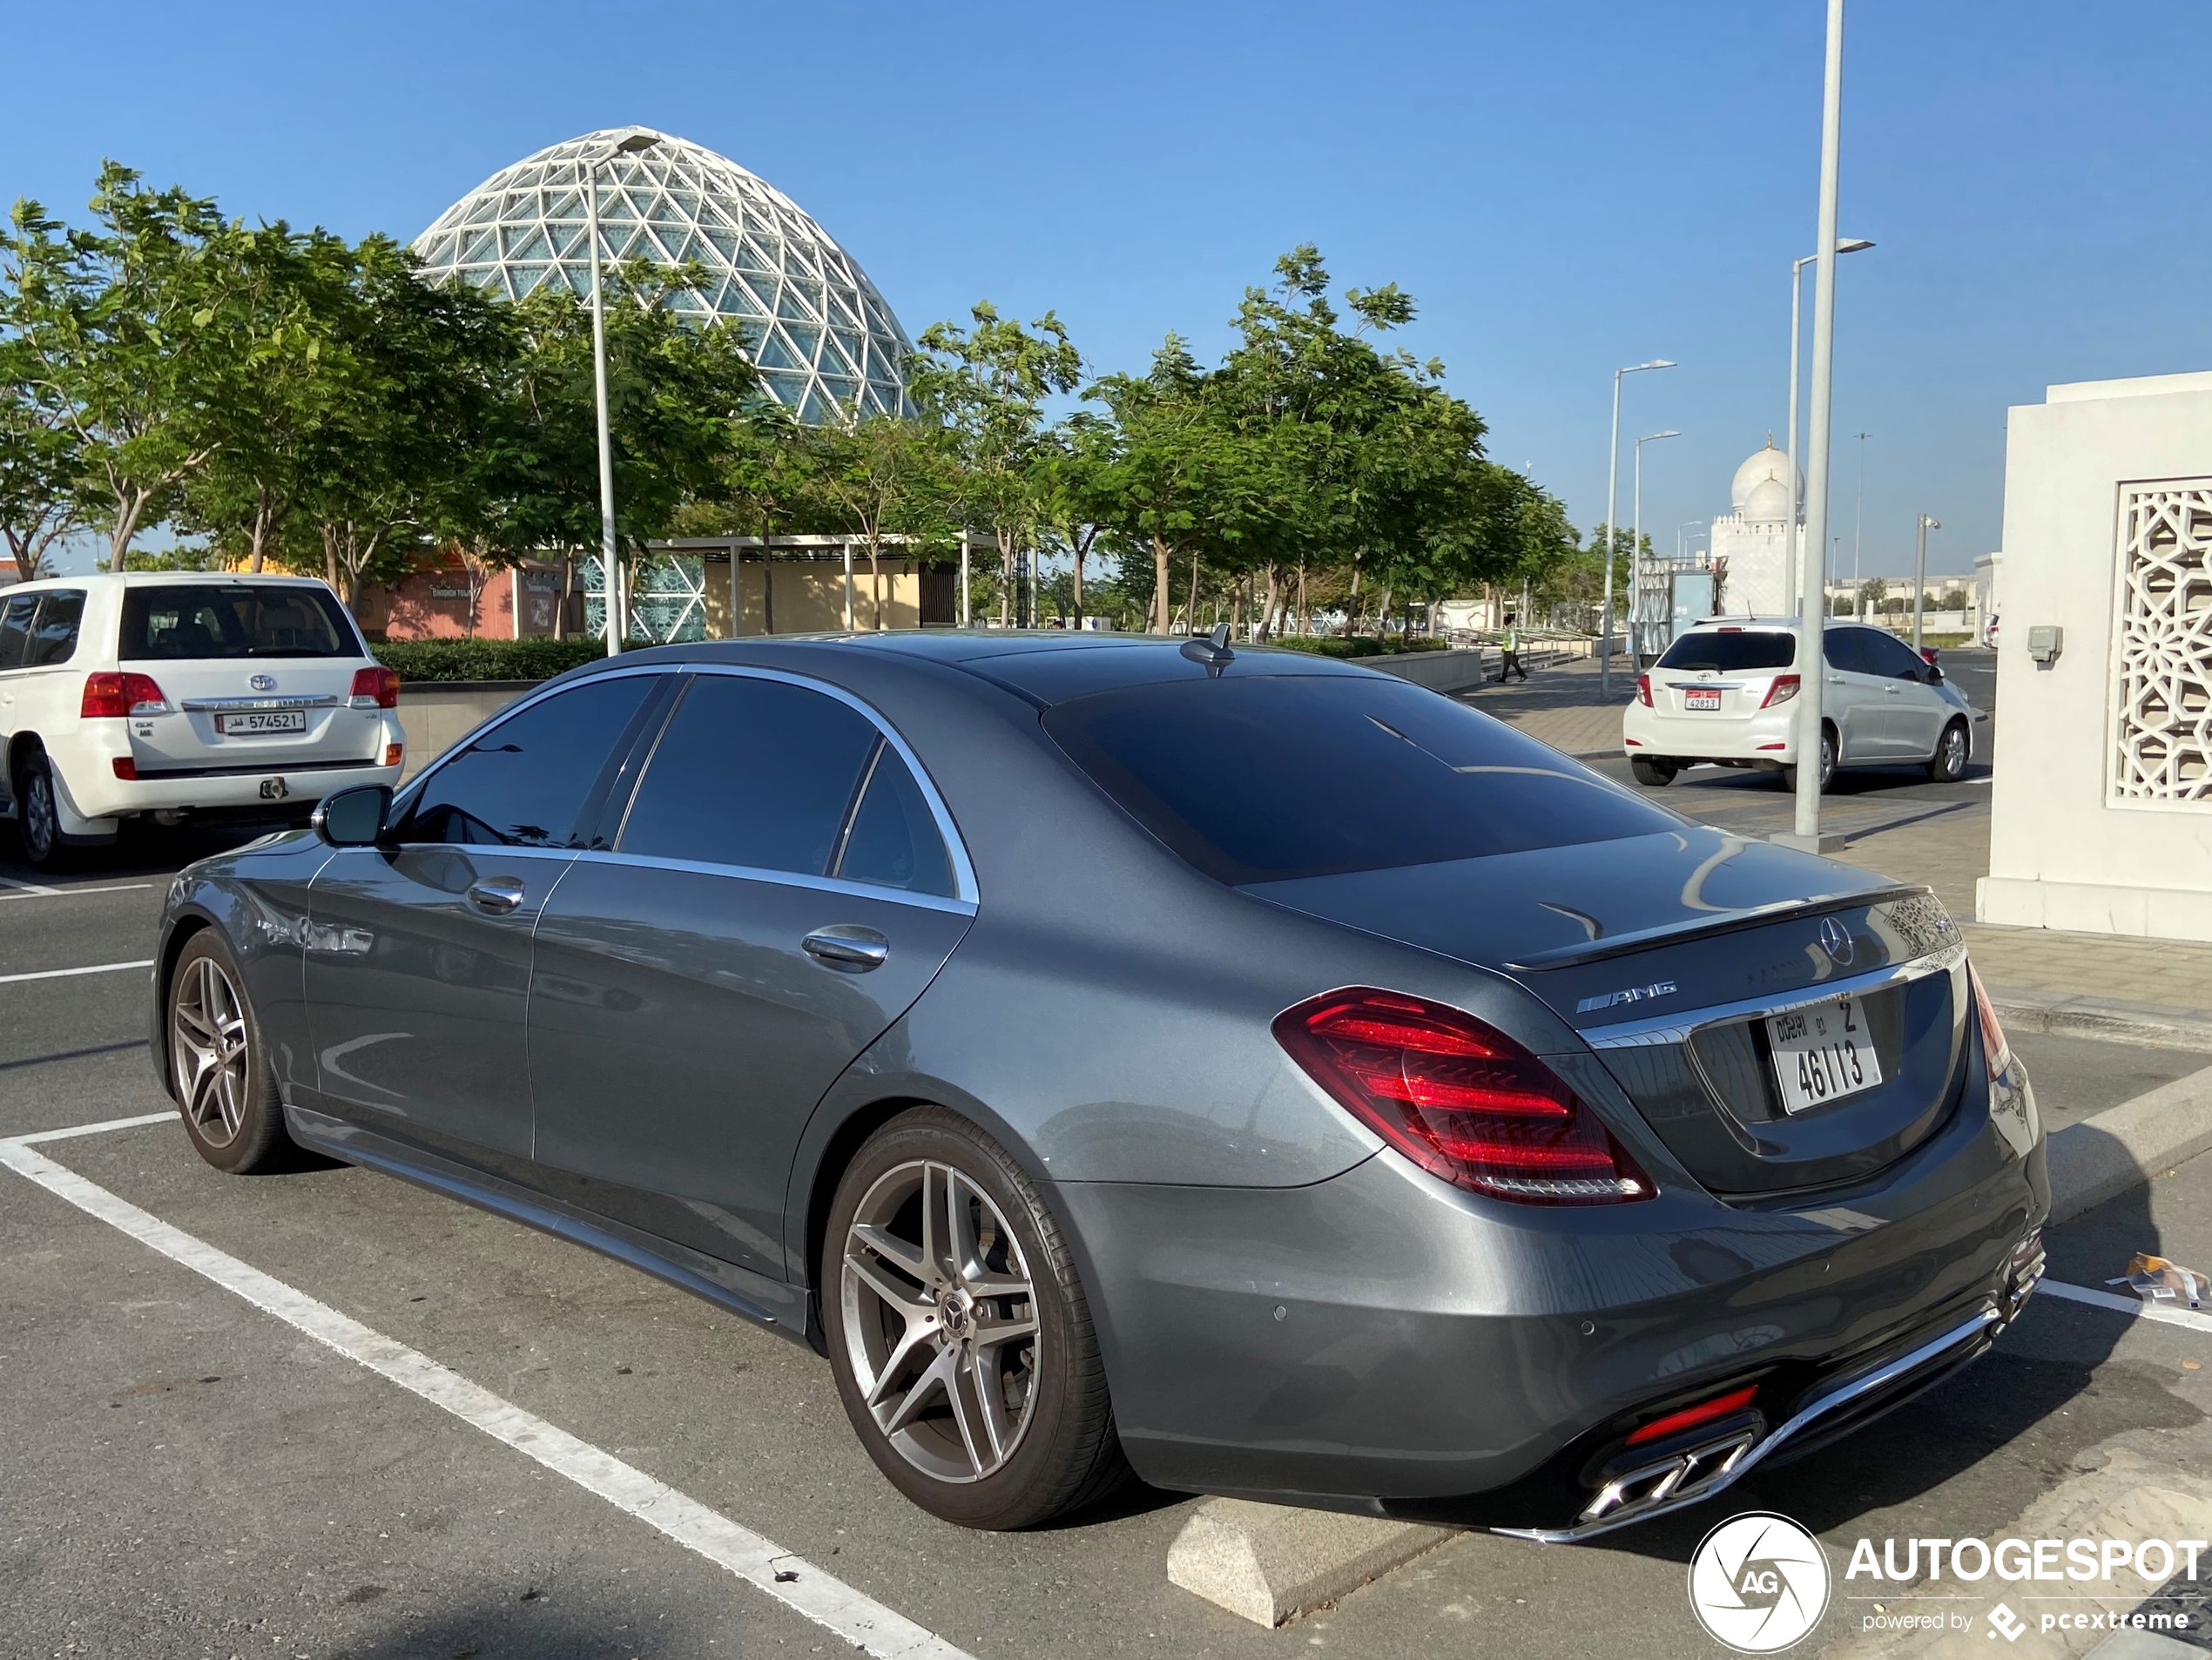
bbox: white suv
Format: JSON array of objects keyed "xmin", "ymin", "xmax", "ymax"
[
  {"xmin": 1621, "ymin": 617, "xmax": 1979, "ymax": 791},
  {"xmin": 0, "ymin": 572, "xmax": 405, "ymax": 869}
]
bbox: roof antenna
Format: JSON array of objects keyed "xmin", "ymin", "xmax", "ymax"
[{"xmin": 1181, "ymin": 623, "xmax": 1235, "ymax": 677}]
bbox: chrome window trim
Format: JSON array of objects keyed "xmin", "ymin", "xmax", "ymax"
[
  {"xmin": 393, "ymin": 658, "xmax": 980, "ymax": 907},
  {"xmin": 568, "ymin": 847, "xmax": 976, "ymax": 917},
  {"xmin": 1580, "ymin": 941, "xmax": 1966, "ymax": 1050}
]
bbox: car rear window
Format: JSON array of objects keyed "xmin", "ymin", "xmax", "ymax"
[
  {"xmin": 120, "ymin": 584, "xmax": 360, "ymax": 659},
  {"xmin": 1043, "ymin": 676, "xmax": 1677, "ymax": 884},
  {"xmin": 1656, "ymin": 630, "xmax": 1796, "ymax": 672}
]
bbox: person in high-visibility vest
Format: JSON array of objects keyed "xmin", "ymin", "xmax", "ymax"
[{"xmin": 1496, "ymin": 613, "xmax": 1528, "ymax": 682}]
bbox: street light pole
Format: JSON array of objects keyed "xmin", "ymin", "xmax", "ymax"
[
  {"xmin": 588, "ymin": 131, "xmax": 660, "ymax": 656},
  {"xmin": 1853, "ymin": 431, "xmax": 1871, "ymax": 580},
  {"xmin": 1913, "ymin": 513, "xmax": 1940, "ymax": 652},
  {"xmin": 1784, "ymin": 0, "xmax": 1849, "ymax": 852},
  {"xmin": 1633, "ymin": 429, "xmax": 1680, "ymax": 665},
  {"xmin": 1785, "ymin": 238, "xmax": 1872, "ymax": 611},
  {"xmin": 1600, "ymin": 359, "xmax": 1674, "ymax": 699}
]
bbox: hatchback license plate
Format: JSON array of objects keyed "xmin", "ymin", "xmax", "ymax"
[
  {"xmin": 1683, "ymin": 687, "xmax": 1722, "ymax": 711},
  {"xmin": 1767, "ymin": 995, "xmax": 1881, "ymax": 1112},
  {"xmin": 215, "ymin": 710, "xmax": 306, "ymax": 735}
]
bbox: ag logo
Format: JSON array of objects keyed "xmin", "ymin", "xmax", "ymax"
[{"xmin": 1688, "ymin": 1512, "xmax": 1831, "ymax": 1652}]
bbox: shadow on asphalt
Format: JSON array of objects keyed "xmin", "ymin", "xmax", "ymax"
[{"xmin": 322, "ymin": 1584, "xmax": 703, "ymax": 1658}]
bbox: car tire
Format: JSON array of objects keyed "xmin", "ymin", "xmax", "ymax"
[
  {"xmin": 166, "ymin": 931, "xmax": 294, "ymax": 1175},
  {"xmin": 1778, "ymin": 725, "xmax": 1837, "ymax": 793},
  {"xmin": 1925, "ymin": 719, "xmax": 1969, "ymax": 784},
  {"xmin": 16, "ymin": 751, "xmax": 71, "ymax": 873},
  {"xmin": 1630, "ymin": 756, "xmax": 1679, "ymax": 787},
  {"xmin": 823, "ymin": 1106, "xmax": 1132, "ymax": 1529}
]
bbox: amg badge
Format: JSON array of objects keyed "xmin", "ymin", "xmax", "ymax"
[{"xmin": 1577, "ymin": 980, "xmax": 1678, "ymax": 1015}]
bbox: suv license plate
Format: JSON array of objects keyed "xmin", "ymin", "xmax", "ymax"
[
  {"xmin": 1684, "ymin": 687, "xmax": 1722, "ymax": 711},
  {"xmin": 1767, "ymin": 995, "xmax": 1881, "ymax": 1113},
  {"xmin": 215, "ymin": 710, "xmax": 307, "ymax": 735}
]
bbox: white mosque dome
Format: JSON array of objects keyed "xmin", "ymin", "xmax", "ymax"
[{"xmin": 1731, "ymin": 442, "xmax": 1801, "ymax": 518}]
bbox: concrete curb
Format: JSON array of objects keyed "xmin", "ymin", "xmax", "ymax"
[
  {"xmin": 2045, "ymin": 1057, "xmax": 2212, "ymax": 1224},
  {"xmin": 1992, "ymin": 986, "xmax": 2212, "ymax": 1055},
  {"xmin": 1164, "ymin": 1498, "xmax": 1455, "ymax": 1627}
]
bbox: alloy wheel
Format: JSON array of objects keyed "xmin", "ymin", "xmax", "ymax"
[
  {"xmin": 22, "ymin": 768, "xmax": 57, "ymax": 862},
  {"xmin": 840, "ymin": 1158, "xmax": 1041, "ymax": 1484},
  {"xmin": 1939, "ymin": 725, "xmax": 1967, "ymax": 779},
  {"xmin": 172, "ymin": 954, "xmax": 252, "ymax": 1148}
]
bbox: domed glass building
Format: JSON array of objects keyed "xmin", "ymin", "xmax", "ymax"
[{"xmin": 412, "ymin": 127, "xmax": 914, "ymax": 422}]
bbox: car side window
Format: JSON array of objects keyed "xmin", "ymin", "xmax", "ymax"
[
  {"xmin": 1864, "ymin": 630, "xmax": 1931, "ymax": 681},
  {"xmin": 401, "ymin": 674, "xmax": 662, "ymax": 848},
  {"xmin": 0, "ymin": 596, "xmax": 37, "ymax": 671},
  {"xmin": 617, "ymin": 674, "xmax": 881, "ymax": 877},
  {"xmin": 1823, "ymin": 629, "xmax": 1872, "ymax": 674},
  {"xmin": 23, "ymin": 590, "xmax": 85, "ymax": 667},
  {"xmin": 833, "ymin": 744, "xmax": 957, "ymax": 897}
]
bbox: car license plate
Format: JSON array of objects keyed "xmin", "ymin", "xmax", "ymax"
[
  {"xmin": 1767, "ymin": 995, "xmax": 1881, "ymax": 1112},
  {"xmin": 1684, "ymin": 687, "xmax": 1723, "ymax": 711},
  {"xmin": 215, "ymin": 710, "xmax": 306, "ymax": 735}
]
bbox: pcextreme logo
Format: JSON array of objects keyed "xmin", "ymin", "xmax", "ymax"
[{"xmin": 1688, "ymin": 1512, "xmax": 1832, "ymax": 1653}]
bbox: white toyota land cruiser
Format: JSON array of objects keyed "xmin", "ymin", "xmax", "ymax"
[{"xmin": 0, "ymin": 572, "xmax": 404, "ymax": 869}]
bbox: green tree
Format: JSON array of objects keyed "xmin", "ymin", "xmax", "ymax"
[
  {"xmin": 803, "ymin": 413, "xmax": 953, "ymax": 629},
  {"xmin": 908, "ymin": 301, "xmax": 1082, "ymax": 627},
  {"xmin": 1085, "ymin": 337, "xmax": 1227, "ymax": 634},
  {"xmin": 0, "ymin": 331, "xmax": 89, "ymax": 583},
  {"xmin": 1, "ymin": 166, "xmax": 245, "ymax": 570}
]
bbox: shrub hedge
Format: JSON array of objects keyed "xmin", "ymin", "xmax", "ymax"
[
  {"xmin": 369, "ymin": 636, "xmax": 609, "ymax": 684},
  {"xmin": 1269, "ymin": 635, "xmax": 1452, "ymax": 658}
]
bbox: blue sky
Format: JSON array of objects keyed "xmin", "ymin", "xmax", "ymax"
[{"xmin": 9, "ymin": 1, "xmax": 2206, "ymax": 577}]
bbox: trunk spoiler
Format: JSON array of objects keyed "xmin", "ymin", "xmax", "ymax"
[{"xmin": 1501, "ymin": 883, "xmax": 1932, "ymax": 973}]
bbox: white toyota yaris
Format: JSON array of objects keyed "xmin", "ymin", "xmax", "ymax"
[
  {"xmin": 0, "ymin": 572, "xmax": 404, "ymax": 869},
  {"xmin": 1622, "ymin": 617, "xmax": 1979, "ymax": 791}
]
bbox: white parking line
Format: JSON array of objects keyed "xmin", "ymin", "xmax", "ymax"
[
  {"xmin": 2040, "ymin": 1277, "xmax": 2212, "ymax": 1334},
  {"xmin": 0, "ymin": 881, "xmax": 156, "ymax": 901},
  {"xmin": 0, "ymin": 1119, "xmax": 971, "ymax": 1660},
  {"xmin": 0, "ymin": 959, "xmax": 155, "ymax": 985}
]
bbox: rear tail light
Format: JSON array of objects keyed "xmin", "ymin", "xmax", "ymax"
[
  {"xmin": 1626, "ymin": 1383, "xmax": 1759, "ymax": 1446},
  {"xmin": 1272, "ymin": 989, "xmax": 1656, "ymax": 1205},
  {"xmin": 81, "ymin": 671, "xmax": 171, "ymax": 719},
  {"xmin": 1968, "ymin": 963, "xmax": 2012, "ymax": 1081},
  {"xmin": 383, "ymin": 742, "xmax": 403, "ymax": 768},
  {"xmin": 1635, "ymin": 673, "xmax": 1653, "ymax": 708},
  {"xmin": 1760, "ymin": 673, "xmax": 1801, "ymax": 709},
  {"xmin": 349, "ymin": 665, "xmax": 401, "ymax": 709}
]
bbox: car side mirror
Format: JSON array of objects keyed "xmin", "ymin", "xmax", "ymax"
[
  {"xmin": 314, "ymin": 783, "xmax": 392, "ymax": 847},
  {"xmin": 1926, "ymin": 664, "xmax": 1945, "ymax": 685}
]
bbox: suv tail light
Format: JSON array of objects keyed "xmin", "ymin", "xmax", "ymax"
[
  {"xmin": 1760, "ymin": 673, "xmax": 1801, "ymax": 709},
  {"xmin": 1635, "ymin": 673, "xmax": 1653, "ymax": 708},
  {"xmin": 1968, "ymin": 963, "xmax": 2012, "ymax": 1081},
  {"xmin": 349, "ymin": 665, "xmax": 401, "ymax": 709},
  {"xmin": 81, "ymin": 671, "xmax": 171, "ymax": 719},
  {"xmin": 1272, "ymin": 989, "xmax": 1656, "ymax": 1205}
]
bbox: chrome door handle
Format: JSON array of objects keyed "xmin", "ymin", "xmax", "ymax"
[
  {"xmin": 1885, "ymin": 685, "xmax": 1903, "ymax": 695},
  {"xmin": 465, "ymin": 875, "xmax": 526, "ymax": 915},
  {"xmin": 803, "ymin": 926, "xmax": 889, "ymax": 971}
]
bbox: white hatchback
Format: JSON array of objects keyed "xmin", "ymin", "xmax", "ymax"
[
  {"xmin": 0, "ymin": 572, "xmax": 405, "ymax": 869},
  {"xmin": 1621, "ymin": 617, "xmax": 1979, "ymax": 791}
]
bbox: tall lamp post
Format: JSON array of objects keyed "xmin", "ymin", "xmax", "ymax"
[
  {"xmin": 1852, "ymin": 431, "xmax": 1871, "ymax": 580},
  {"xmin": 1785, "ymin": 239, "xmax": 1872, "ymax": 609},
  {"xmin": 1913, "ymin": 513, "xmax": 1941, "ymax": 652},
  {"xmin": 1632, "ymin": 429, "xmax": 1680, "ymax": 665},
  {"xmin": 1780, "ymin": 0, "xmax": 1850, "ymax": 853},
  {"xmin": 588, "ymin": 130, "xmax": 661, "ymax": 656},
  {"xmin": 1600, "ymin": 359, "xmax": 1675, "ymax": 699}
]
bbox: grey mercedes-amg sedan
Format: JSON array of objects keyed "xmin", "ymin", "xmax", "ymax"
[{"xmin": 150, "ymin": 631, "xmax": 2046, "ymax": 1536}]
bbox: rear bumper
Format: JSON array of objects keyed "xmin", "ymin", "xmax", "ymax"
[
  {"xmin": 58, "ymin": 755, "xmax": 403, "ymax": 827},
  {"xmin": 1622, "ymin": 700, "xmax": 1797, "ymax": 762},
  {"xmin": 1059, "ymin": 1065, "xmax": 2047, "ymax": 1532}
]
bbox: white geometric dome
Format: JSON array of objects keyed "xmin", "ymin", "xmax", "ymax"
[
  {"xmin": 1731, "ymin": 442, "xmax": 1801, "ymax": 518},
  {"xmin": 413, "ymin": 128, "xmax": 914, "ymax": 423}
]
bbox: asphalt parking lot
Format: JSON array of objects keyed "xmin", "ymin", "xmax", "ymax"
[{"xmin": 7, "ymin": 688, "xmax": 2212, "ymax": 1659}]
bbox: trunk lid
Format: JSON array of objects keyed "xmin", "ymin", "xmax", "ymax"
[
  {"xmin": 134, "ymin": 658, "xmax": 384, "ymax": 773},
  {"xmin": 1244, "ymin": 827, "xmax": 1972, "ymax": 1197}
]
